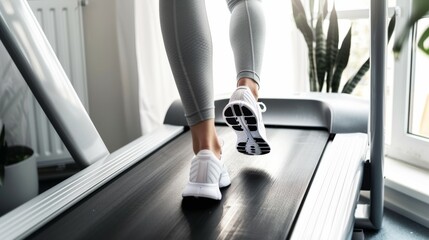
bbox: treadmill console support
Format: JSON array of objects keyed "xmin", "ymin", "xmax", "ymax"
[{"xmin": 165, "ymin": 93, "xmax": 369, "ymax": 134}]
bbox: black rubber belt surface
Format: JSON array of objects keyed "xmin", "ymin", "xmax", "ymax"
[{"xmin": 30, "ymin": 127, "xmax": 329, "ymax": 240}]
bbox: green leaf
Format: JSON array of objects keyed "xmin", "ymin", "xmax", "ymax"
[
  {"xmin": 331, "ymin": 27, "xmax": 352, "ymax": 93},
  {"xmin": 292, "ymin": 0, "xmax": 314, "ymax": 47},
  {"xmin": 320, "ymin": 0, "xmax": 328, "ymax": 20},
  {"xmin": 342, "ymin": 15, "xmax": 396, "ymax": 94},
  {"xmin": 411, "ymin": 0, "xmax": 429, "ymax": 23},
  {"xmin": 393, "ymin": 0, "xmax": 429, "ymax": 55},
  {"xmin": 393, "ymin": 26, "xmax": 411, "ymax": 56},
  {"xmin": 315, "ymin": 15, "xmax": 326, "ymax": 90},
  {"xmin": 418, "ymin": 27, "xmax": 429, "ymax": 55},
  {"xmin": 388, "ymin": 13, "xmax": 396, "ymax": 42},
  {"xmin": 308, "ymin": 48, "xmax": 319, "ymax": 91},
  {"xmin": 326, "ymin": 4, "xmax": 339, "ymax": 92},
  {"xmin": 342, "ymin": 59, "xmax": 370, "ymax": 94}
]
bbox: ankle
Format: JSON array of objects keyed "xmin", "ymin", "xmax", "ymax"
[
  {"xmin": 196, "ymin": 142, "xmax": 222, "ymax": 159},
  {"xmin": 237, "ymin": 77, "xmax": 259, "ymax": 100},
  {"xmin": 191, "ymin": 120, "xmax": 222, "ymax": 159}
]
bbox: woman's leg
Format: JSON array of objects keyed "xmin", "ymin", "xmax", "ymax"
[
  {"xmin": 224, "ymin": 0, "xmax": 270, "ymax": 155},
  {"xmin": 159, "ymin": 0, "xmax": 221, "ymax": 158},
  {"xmin": 159, "ymin": 0, "xmax": 230, "ymax": 200},
  {"xmin": 227, "ymin": 0, "xmax": 266, "ymax": 99}
]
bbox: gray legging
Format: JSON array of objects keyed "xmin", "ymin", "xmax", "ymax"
[{"xmin": 159, "ymin": 0, "xmax": 265, "ymax": 126}]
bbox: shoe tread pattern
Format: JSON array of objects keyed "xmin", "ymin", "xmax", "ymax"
[{"xmin": 223, "ymin": 104, "xmax": 270, "ymax": 155}]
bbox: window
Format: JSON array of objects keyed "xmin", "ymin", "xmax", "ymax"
[
  {"xmin": 334, "ymin": 1, "xmax": 397, "ymax": 100},
  {"xmin": 409, "ymin": 19, "xmax": 429, "ymax": 139},
  {"xmin": 332, "ymin": 0, "xmax": 429, "ymax": 171},
  {"xmin": 388, "ymin": 0, "xmax": 429, "ymax": 170}
]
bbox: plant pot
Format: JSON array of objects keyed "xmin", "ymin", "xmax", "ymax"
[{"xmin": 0, "ymin": 146, "xmax": 38, "ymax": 216}]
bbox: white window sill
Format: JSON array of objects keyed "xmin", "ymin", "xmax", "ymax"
[{"xmin": 383, "ymin": 156, "xmax": 429, "ymax": 228}]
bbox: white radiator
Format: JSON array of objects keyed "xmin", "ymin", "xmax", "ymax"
[{"xmin": 27, "ymin": 0, "xmax": 88, "ymax": 166}]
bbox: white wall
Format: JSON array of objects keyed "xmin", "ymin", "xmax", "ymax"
[{"xmin": 82, "ymin": 0, "xmax": 130, "ymax": 151}]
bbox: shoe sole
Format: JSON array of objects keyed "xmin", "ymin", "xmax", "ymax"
[
  {"xmin": 223, "ymin": 101, "xmax": 270, "ymax": 155},
  {"xmin": 182, "ymin": 171, "xmax": 231, "ymax": 200},
  {"xmin": 182, "ymin": 182, "xmax": 222, "ymax": 200}
]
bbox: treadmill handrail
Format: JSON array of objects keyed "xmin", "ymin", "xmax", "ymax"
[
  {"xmin": 0, "ymin": 0, "xmax": 109, "ymax": 166},
  {"xmin": 368, "ymin": 0, "xmax": 387, "ymax": 230}
]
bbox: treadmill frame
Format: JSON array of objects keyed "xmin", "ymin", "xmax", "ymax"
[{"xmin": 0, "ymin": 0, "xmax": 387, "ymax": 238}]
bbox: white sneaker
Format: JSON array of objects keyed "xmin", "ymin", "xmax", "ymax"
[
  {"xmin": 182, "ymin": 150, "xmax": 231, "ymax": 200},
  {"xmin": 223, "ymin": 86, "xmax": 271, "ymax": 155}
]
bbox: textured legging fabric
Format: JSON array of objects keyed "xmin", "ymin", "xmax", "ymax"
[{"xmin": 159, "ymin": 0, "xmax": 265, "ymax": 126}]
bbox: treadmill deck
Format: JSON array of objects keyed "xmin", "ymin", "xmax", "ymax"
[{"xmin": 30, "ymin": 127, "xmax": 329, "ymax": 239}]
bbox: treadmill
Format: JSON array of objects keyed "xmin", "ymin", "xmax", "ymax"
[{"xmin": 0, "ymin": 0, "xmax": 386, "ymax": 239}]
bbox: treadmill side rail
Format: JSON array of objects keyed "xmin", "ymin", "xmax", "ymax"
[
  {"xmin": 290, "ymin": 133, "xmax": 368, "ymax": 240},
  {"xmin": 0, "ymin": 125, "xmax": 184, "ymax": 240}
]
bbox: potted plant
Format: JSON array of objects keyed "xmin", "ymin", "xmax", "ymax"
[
  {"xmin": 291, "ymin": 0, "xmax": 396, "ymax": 94},
  {"xmin": 0, "ymin": 122, "xmax": 38, "ymax": 215}
]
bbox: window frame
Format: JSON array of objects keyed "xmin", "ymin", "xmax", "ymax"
[
  {"xmin": 387, "ymin": 0, "xmax": 429, "ymax": 170},
  {"xmin": 322, "ymin": 0, "xmax": 429, "ymax": 170}
]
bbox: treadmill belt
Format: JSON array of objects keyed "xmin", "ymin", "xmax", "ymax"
[{"xmin": 30, "ymin": 127, "xmax": 329, "ymax": 240}]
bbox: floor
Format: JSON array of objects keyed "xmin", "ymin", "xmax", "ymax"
[{"xmin": 365, "ymin": 208, "xmax": 429, "ymax": 240}]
